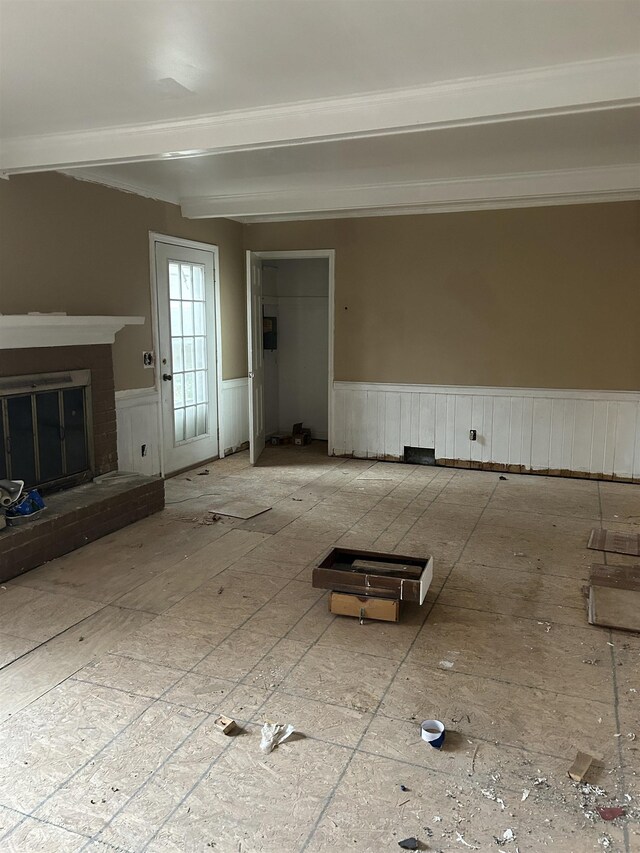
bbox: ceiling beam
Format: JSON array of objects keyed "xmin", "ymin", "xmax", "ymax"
[
  {"xmin": 179, "ymin": 165, "xmax": 640, "ymax": 220},
  {"xmin": 2, "ymin": 56, "xmax": 638, "ymax": 174}
]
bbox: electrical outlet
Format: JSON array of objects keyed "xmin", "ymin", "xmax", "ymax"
[
  {"xmin": 469, "ymin": 429, "xmax": 477, "ymax": 441},
  {"xmin": 143, "ymin": 351, "xmax": 155, "ymax": 368},
  {"xmin": 141, "ymin": 444, "xmax": 147, "ymax": 457}
]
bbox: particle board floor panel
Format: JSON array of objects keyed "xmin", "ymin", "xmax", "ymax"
[{"xmin": 0, "ymin": 443, "xmax": 638, "ymax": 852}]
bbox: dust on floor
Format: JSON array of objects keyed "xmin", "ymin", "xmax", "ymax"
[{"xmin": 0, "ymin": 442, "xmax": 638, "ymax": 852}]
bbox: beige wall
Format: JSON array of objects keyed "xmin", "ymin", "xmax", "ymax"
[
  {"xmin": 2, "ymin": 176, "xmax": 638, "ymax": 395},
  {"xmin": 246, "ymin": 201, "xmax": 640, "ymax": 391},
  {"xmin": 0, "ymin": 173, "xmax": 247, "ymax": 390}
]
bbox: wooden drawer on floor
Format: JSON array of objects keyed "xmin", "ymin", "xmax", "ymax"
[{"xmin": 329, "ymin": 591, "xmax": 400, "ymax": 622}]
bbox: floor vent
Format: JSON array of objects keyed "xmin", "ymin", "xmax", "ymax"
[{"xmin": 404, "ymin": 446, "xmax": 436, "ymax": 465}]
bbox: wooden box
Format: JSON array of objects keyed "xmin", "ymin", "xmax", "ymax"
[
  {"xmin": 329, "ymin": 591, "xmax": 400, "ymax": 622},
  {"xmin": 588, "ymin": 563, "xmax": 640, "ymax": 632},
  {"xmin": 313, "ymin": 547, "xmax": 433, "ymax": 604}
]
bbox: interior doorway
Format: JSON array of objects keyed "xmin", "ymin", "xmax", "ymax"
[{"xmin": 246, "ymin": 250, "xmax": 335, "ymax": 465}]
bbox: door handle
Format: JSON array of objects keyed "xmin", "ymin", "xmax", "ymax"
[
  {"xmin": 249, "ymin": 372, "xmax": 255, "ymax": 379},
  {"xmin": 162, "ymin": 373, "xmax": 173, "ymax": 381}
]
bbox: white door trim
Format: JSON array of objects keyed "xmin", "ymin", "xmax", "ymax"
[
  {"xmin": 247, "ymin": 249, "xmax": 336, "ymax": 457},
  {"xmin": 149, "ymin": 232, "xmax": 225, "ymax": 475}
]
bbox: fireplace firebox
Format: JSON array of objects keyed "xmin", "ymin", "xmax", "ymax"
[{"xmin": 0, "ymin": 370, "xmax": 93, "ymax": 491}]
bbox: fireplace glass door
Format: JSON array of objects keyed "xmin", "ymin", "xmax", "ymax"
[{"xmin": 0, "ymin": 372, "xmax": 91, "ymax": 489}]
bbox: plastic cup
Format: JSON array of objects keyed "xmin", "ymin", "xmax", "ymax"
[{"xmin": 421, "ymin": 719, "xmax": 445, "ymax": 749}]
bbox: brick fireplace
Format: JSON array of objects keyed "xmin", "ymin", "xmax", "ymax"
[
  {"xmin": 0, "ymin": 318, "xmax": 164, "ymax": 583},
  {"xmin": 0, "ymin": 344, "xmax": 118, "ymax": 484}
]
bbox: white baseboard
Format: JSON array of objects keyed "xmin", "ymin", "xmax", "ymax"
[{"xmin": 332, "ymin": 381, "xmax": 640, "ymax": 480}]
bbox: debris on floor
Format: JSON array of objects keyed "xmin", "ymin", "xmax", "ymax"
[
  {"xmin": 495, "ymin": 828, "xmax": 516, "ymax": 846},
  {"xmin": 568, "ymin": 750, "xmax": 596, "ymax": 782},
  {"xmin": 197, "ymin": 469, "xmax": 210, "ymax": 476},
  {"xmin": 481, "ymin": 788, "xmax": 505, "ymax": 809},
  {"xmin": 421, "ymin": 719, "xmax": 445, "ymax": 749},
  {"xmin": 260, "ymin": 721, "xmax": 296, "ymax": 753},
  {"xmin": 398, "ymin": 837, "xmax": 420, "ymax": 850},
  {"xmin": 499, "ymin": 475, "xmax": 507, "ymax": 480},
  {"xmin": 596, "ymin": 806, "xmax": 625, "ymax": 821},
  {"xmin": 455, "ymin": 830, "xmax": 479, "ymax": 849},
  {"xmin": 213, "ymin": 715, "xmax": 236, "ymax": 735}
]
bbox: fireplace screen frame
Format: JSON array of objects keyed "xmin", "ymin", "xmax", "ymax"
[{"xmin": 0, "ymin": 370, "xmax": 94, "ymax": 491}]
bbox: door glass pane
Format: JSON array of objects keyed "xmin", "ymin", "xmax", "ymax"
[
  {"xmin": 36, "ymin": 391, "xmax": 64, "ymax": 483},
  {"xmin": 171, "ymin": 338, "xmax": 183, "ymax": 372},
  {"xmin": 174, "ymin": 408, "xmax": 184, "ymax": 442},
  {"xmin": 196, "ymin": 370, "xmax": 207, "ymax": 403},
  {"xmin": 7, "ymin": 395, "xmax": 36, "ymax": 484},
  {"xmin": 181, "ymin": 264, "xmax": 193, "ymax": 300},
  {"xmin": 169, "ymin": 262, "xmax": 181, "ymax": 299},
  {"xmin": 185, "ymin": 405, "xmax": 196, "ymax": 439},
  {"xmin": 183, "ymin": 337, "xmax": 195, "ymax": 371},
  {"xmin": 184, "ymin": 372, "xmax": 196, "ymax": 406},
  {"xmin": 63, "ymin": 388, "xmax": 88, "ymax": 474},
  {"xmin": 168, "ymin": 261, "xmax": 212, "ymax": 445},
  {"xmin": 170, "ymin": 301, "xmax": 182, "ymax": 336},
  {"xmin": 193, "ymin": 266, "xmax": 204, "ymax": 300},
  {"xmin": 196, "ymin": 404, "xmax": 207, "ymax": 434},
  {"xmin": 0, "ymin": 409, "xmax": 6, "ymax": 480},
  {"xmin": 182, "ymin": 301, "xmax": 194, "ymax": 335},
  {"xmin": 194, "ymin": 301, "xmax": 205, "ymax": 335},
  {"xmin": 173, "ymin": 373, "xmax": 184, "ymax": 408},
  {"xmin": 195, "ymin": 336, "xmax": 206, "ymax": 369}
]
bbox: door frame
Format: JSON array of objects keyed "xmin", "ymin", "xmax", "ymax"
[
  {"xmin": 246, "ymin": 249, "xmax": 335, "ymax": 458},
  {"xmin": 149, "ymin": 232, "xmax": 224, "ymax": 475}
]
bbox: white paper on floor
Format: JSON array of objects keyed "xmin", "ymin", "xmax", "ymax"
[
  {"xmin": 260, "ymin": 722, "xmax": 296, "ymax": 753},
  {"xmin": 209, "ymin": 500, "xmax": 272, "ymax": 519}
]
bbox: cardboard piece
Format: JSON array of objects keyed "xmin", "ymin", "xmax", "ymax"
[
  {"xmin": 293, "ymin": 422, "xmax": 312, "ymax": 446},
  {"xmin": 270, "ymin": 434, "xmax": 291, "ymax": 446},
  {"xmin": 568, "ymin": 750, "xmax": 595, "ymax": 782},
  {"xmin": 588, "ymin": 529, "xmax": 640, "ymax": 557},
  {"xmin": 587, "ymin": 563, "xmax": 640, "ymax": 632}
]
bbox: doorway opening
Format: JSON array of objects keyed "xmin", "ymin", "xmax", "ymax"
[{"xmin": 246, "ymin": 250, "xmax": 335, "ymax": 465}]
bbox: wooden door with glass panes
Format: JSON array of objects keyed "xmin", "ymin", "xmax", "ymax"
[{"xmin": 155, "ymin": 241, "xmax": 219, "ymax": 474}]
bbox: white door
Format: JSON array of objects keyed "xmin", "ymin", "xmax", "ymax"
[
  {"xmin": 155, "ymin": 241, "xmax": 219, "ymax": 474},
  {"xmin": 247, "ymin": 252, "xmax": 265, "ymax": 465}
]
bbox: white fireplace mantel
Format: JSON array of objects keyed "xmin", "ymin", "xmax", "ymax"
[{"xmin": 0, "ymin": 314, "xmax": 145, "ymax": 349}]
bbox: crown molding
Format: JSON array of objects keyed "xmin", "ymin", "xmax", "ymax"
[
  {"xmin": 59, "ymin": 169, "xmax": 180, "ymax": 205},
  {"xmin": 180, "ymin": 165, "xmax": 640, "ymax": 220},
  {"xmin": 2, "ymin": 55, "xmax": 638, "ymax": 173}
]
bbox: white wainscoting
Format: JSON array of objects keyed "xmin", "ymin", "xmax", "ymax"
[
  {"xmin": 221, "ymin": 377, "xmax": 250, "ymax": 455},
  {"xmin": 332, "ymin": 382, "xmax": 640, "ymax": 480},
  {"xmin": 115, "ymin": 387, "xmax": 162, "ymax": 476},
  {"xmin": 115, "ymin": 378, "xmax": 249, "ymax": 477}
]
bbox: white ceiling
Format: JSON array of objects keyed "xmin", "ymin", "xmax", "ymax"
[{"xmin": 1, "ymin": 0, "xmax": 639, "ymax": 220}]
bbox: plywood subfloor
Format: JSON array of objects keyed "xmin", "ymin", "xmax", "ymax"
[{"xmin": 0, "ymin": 443, "xmax": 639, "ymax": 852}]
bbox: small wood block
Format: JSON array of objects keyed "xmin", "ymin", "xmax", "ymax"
[
  {"xmin": 329, "ymin": 591, "xmax": 399, "ymax": 622},
  {"xmin": 588, "ymin": 564, "xmax": 640, "ymax": 632},
  {"xmin": 568, "ymin": 750, "xmax": 595, "ymax": 782},
  {"xmin": 214, "ymin": 715, "xmax": 236, "ymax": 735},
  {"xmin": 588, "ymin": 529, "xmax": 640, "ymax": 556}
]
